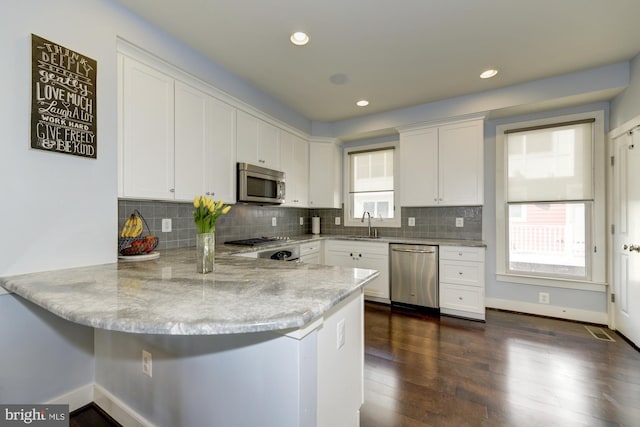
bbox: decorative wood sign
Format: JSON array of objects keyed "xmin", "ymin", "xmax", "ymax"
[{"xmin": 31, "ymin": 34, "xmax": 97, "ymax": 158}]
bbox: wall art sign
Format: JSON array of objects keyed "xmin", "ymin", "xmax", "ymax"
[{"xmin": 31, "ymin": 34, "xmax": 97, "ymax": 159}]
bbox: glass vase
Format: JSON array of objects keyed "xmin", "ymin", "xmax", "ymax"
[{"xmin": 196, "ymin": 232, "xmax": 215, "ymax": 273}]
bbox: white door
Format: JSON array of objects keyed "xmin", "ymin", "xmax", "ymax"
[{"xmin": 613, "ymin": 130, "xmax": 640, "ymax": 346}]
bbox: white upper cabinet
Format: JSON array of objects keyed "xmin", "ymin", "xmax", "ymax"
[
  {"xmin": 204, "ymin": 96, "xmax": 236, "ymax": 204},
  {"xmin": 174, "ymin": 81, "xmax": 207, "ymax": 201},
  {"xmin": 400, "ymin": 127, "xmax": 438, "ymax": 206},
  {"xmin": 280, "ymin": 130, "xmax": 309, "ymax": 207},
  {"xmin": 309, "ymin": 139, "xmax": 342, "ymax": 208},
  {"xmin": 119, "ymin": 56, "xmax": 175, "ymax": 200},
  {"xmin": 119, "ymin": 55, "xmax": 236, "ymax": 202},
  {"xmin": 400, "ymin": 119, "xmax": 484, "ymax": 206},
  {"xmin": 236, "ymin": 110, "xmax": 280, "ymax": 170}
]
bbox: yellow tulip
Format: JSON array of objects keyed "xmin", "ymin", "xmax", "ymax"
[
  {"xmin": 221, "ymin": 205, "xmax": 231, "ymax": 214},
  {"xmin": 194, "ymin": 196, "xmax": 200, "ymax": 208},
  {"xmin": 215, "ymin": 200, "xmax": 224, "ymax": 210}
]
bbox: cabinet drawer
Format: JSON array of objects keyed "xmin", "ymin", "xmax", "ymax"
[
  {"xmin": 439, "ymin": 260, "xmax": 483, "ymax": 286},
  {"xmin": 439, "ymin": 283, "xmax": 484, "ymax": 314},
  {"xmin": 300, "ymin": 242, "xmax": 321, "ymax": 256},
  {"xmin": 324, "ymin": 240, "xmax": 388, "ymax": 255},
  {"xmin": 439, "ymin": 246, "xmax": 485, "ymax": 262}
]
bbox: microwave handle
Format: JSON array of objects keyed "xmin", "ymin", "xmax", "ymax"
[{"xmin": 278, "ymin": 181, "xmax": 286, "ymax": 200}]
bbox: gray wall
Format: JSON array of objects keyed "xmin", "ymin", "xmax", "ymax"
[
  {"xmin": 611, "ymin": 52, "xmax": 640, "ymax": 129},
  {"xmin": 482, "ymin": 102, "xmax": 611, "ymax": 315}
]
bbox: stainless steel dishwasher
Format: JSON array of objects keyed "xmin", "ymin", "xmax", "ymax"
[{"xmin": 390, "ymin": 244, "xmax": 438, "ymax": 309}]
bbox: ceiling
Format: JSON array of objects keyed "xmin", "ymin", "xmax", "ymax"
[{"xmin": 115, "ymin": 0, "xmax": 640, "ymax": 123}]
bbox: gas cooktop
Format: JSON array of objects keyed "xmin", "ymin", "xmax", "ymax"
[{"xmin": 224, "ymin": 237, "xmax": 290, "ymax": 247}]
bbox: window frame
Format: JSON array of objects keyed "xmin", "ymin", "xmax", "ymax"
[
  {"xmin": 343, "ymin": 141, "xmax": 401, "ymax": 228},
  {"xmin": 495, "ymin": 111, "xmax": 606, "ymax": 290}
]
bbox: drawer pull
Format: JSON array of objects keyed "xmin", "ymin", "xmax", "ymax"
[
  {"xmin": 458, "ymin": 297, "xmax": 463, "ymax": 300},
  {"xmin": 458, "ymin": 272, "xmax": 463, "ymax": 275}
]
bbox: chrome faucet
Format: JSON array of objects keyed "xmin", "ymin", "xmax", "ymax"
[{"xmin": 361, "ymin": 211, "xmax": 372, "ymax": 236}]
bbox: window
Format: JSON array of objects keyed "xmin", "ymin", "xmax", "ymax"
[
  {"xmin": 496, "ymin": 111, "xmax": 606, "ymax": 287},
  {"xmin": 344, "ymin": 144, "xmax": 400, "ymax": 227}
]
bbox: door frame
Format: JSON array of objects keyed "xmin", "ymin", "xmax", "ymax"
[{"xmin": 607, "ymin": 113, "xmax": 640, "ymax": 330}]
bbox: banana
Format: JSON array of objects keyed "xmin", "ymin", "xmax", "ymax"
[
  {"xmin": 120, "ymin": 215, "xmax": 134, "ymax": 238},
  {"xmin": 121, "ymin": 214, "xmax": 143, "ymax": 238},
  {"xmin": 131, "ymin": 215, "xmax": 143, "ymax": 237}
]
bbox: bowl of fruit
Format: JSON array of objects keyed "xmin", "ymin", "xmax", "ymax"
[{"xmin": 118, "ymin": 210, "xmax": 159, "ymax": 258}]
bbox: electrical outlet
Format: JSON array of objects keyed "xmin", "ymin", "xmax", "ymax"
[
  {"xmin": 455, "ymin": 217, "xmax": 464, "ymax": 227},
  {"xmin": 271, "ymin": 217, "xmax": 277, "ymax": 226},
  {"xmin": 335, "ymin": 217, "xmax": 341, "ymax": 225},
  {"xmin": 142, "ymin": 350, "xmax": 152, "ymax": 378},
  {"xmin": 337, "ymin": 319, "xmax": 345, "ymax": 349},
  {"xmin": 162, "ymin": 218, "xmax": 172, "ymax": 232},
  {"xmin": 408, "ymin": 217, "xmax": 416, "ymax": 226},
  {"xmin": 299, "ymin": 217, "xmax": 304, "ymax": 226},
  {"xmin": 538, "ymin": 292, "xmax": 550, "ymax": 304}
]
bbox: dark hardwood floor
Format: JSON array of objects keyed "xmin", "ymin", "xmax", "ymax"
[{"xmin": 360, "ymin": 303, "xmax": 640, "ymax": 427}]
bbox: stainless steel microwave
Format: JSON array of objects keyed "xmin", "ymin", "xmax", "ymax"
[{"xmin": 237, "ymin": 162, "xmax": 286, "ymax": 204}]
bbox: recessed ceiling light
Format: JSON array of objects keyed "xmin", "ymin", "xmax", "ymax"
[
  {"xmin": 356, "ymin": 100, "xmax": 369, "ymax": 107},
  {"xmin": 480, "ymin": 69, "xmax": 498, "ymax": 79},
  {"xmin": 290, "ymin": 32, "xmax": 309, "ymax": 46}
]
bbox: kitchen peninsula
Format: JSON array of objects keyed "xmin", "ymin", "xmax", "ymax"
[{"xmin": 0, "ymin": 248, "xmax": 378, "ymax": 427}]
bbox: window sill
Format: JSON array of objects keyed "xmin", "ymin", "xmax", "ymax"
[
  {"xmin": 495, "ymin": 273, "xmax": 607, "ymax": 292},
  {"xmin": 343, "ymin": 219, "xmax": 401, "ymax": 228}
]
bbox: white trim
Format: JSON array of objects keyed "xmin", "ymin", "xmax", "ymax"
[
  {"xmin": 46, "ymin": 383, "xmax": 93, "ymax": 412},
  {"xmin": 343, "ymin": 141, "xmax": 401, "ymax": 228},
  {"xmin": 608, "ymin": 114, "xmax": 640, "ymax": 140},
  {"xmin": 495, "ymin": 110, "xmax": 607, "ymax": 287},
  {"xmin": 486, "ymin": 297, "xmax": 608, "ymax": 324},
  {"xmin": 93, "ymin": 383, "xmax": 155, "ymax": 427},
  {"xmin": 0, "ymin": 286, "xmax": 11, "ymax": 295},
  {"xmin": 440, "ymin": 308, "xmax": 485, "ymax": 321},
  {"xmin": 395, "ymin": 113, "xmax": 487, "ymax": 133},
  {"xmin": 495, "ymin": 274, "xmax": 607, "ymax": 292}
]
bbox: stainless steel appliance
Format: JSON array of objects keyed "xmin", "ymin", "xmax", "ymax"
[
  {"xmin": 237, "ymin": 162, "xmax": 285, "ymax": 204},
  {"xmin": 390, "ymin": 244, "xmax": 438, "ymax": 309}
]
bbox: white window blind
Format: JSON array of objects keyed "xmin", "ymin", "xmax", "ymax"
[
  {"xmin": 348, "ymin": 148, "xmax": 395, "ymax": 219},
  {"xmin": 506, "ymin": 120, "xmax": 594, "ymax": 202}
]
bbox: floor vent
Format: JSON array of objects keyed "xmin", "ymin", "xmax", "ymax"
[{"xmin": 585, "ymin": 326, "xmax": 616, "ymax": 342}]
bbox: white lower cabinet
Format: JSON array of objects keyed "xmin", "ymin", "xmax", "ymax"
[
  {"xmin": 439, "ymin": 246, "xmax": 485, "ymax": 320},
  {"xmin": 299, "ymin": 241, "xmax": 322, "ymax": 264},
  {"xmin": 324, "ymin": 240, "xmax": 389, "ymax": 302}
]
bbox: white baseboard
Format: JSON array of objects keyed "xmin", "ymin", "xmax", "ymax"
[
  {"xmin": 46, "ymin": 383, "xmax": 93, "ymax": 412},
  {"xmin": 93, "ymin": 383, "xmax": 155, "ymax": 427},
  {"xmin": 486, "ymin": 297, "xmax": 608, "ymax": 325}
]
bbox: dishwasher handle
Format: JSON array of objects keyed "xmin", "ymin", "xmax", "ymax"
[{"xmin": 391, "ymin": 248, "xmax": 436, "ymax": 254}]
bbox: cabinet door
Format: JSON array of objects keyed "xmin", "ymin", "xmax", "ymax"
[
  {"xmin": 358, "ymin": 252, "xmax": 390, "ymax": 300},
  {"xmin": 438, "ymin": 120, "xmax": 484, "ymax": 205},
  {"xmin": 205, "ymin": 97, "xmax": 236, "ymax": 203},
  {"xmin": 257, "ymin": 120, "xmax": 280, "ymax": 169},
  {"xmin": 121, "ymin": 56, "xmax": 175, "ymax": 200},
  {"xmin": 292, "ymin": 135, "xmax": 309, "ymax": 206},
  {"xmin": 309, "ymin": 141, "xmax": 341, "ymax": 208},
  {"xmin": 400, "ymin": 128, "xmax": 438, "ymax": 206},
  {"xmin": 281, "ymin": 131, "xmax": 309, "ymax": 206},
  {"xmin": 174, "ymin": 81, "xmax": 206, "ymax": 201},
  {"xmin": 236, "ymin": 110, "xmax": 259, "ymax": 166},
  {"xmin": 236, "ymin": 110, "xmax": 280, "ymax": 169}
]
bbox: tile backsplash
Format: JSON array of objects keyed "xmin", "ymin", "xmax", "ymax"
[{"xmin": 118, "ymin": 200, "xmax": 482, "ymax": 250}]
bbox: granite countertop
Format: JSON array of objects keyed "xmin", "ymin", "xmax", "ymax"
[{"xmin": 0, "ymin": 248, "xmax": 378, "ymax": 336}]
